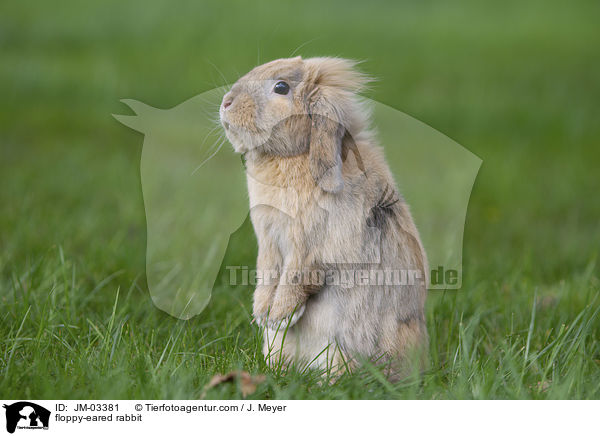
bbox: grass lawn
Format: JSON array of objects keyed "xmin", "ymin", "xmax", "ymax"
[{"xmin": 1, "ymin": 0, "xmax": 599, "ymax": 399}]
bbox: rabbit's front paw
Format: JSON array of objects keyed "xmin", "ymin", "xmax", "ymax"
[
  {"xmin": 264, "ymin": 290, "xmax": 306, "ymax": 331},
  {"xmin": 253, "ymin": 285, "xmax": 277, "ymax": 326}
]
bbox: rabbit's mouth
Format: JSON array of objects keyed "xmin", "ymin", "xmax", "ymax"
[
  {"xmin": 222, "ymin": 122, "xmax": 273, "ymax": 154},
  {"xmin": 221, "ymin": 120, "xmax": 249, "ymax": 152}
]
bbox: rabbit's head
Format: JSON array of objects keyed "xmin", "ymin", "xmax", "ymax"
[{"xmin": 220, "ymin": 56, "xmax": 370, "ymax": 193}]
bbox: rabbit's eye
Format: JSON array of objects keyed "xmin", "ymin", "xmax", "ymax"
[{"xmin": 273, "ymin": 81, "xmax": 290, "ymax": 95}]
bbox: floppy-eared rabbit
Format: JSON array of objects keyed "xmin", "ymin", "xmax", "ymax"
[{"xmin": 220, "ymin": 57, "xmax": 428, "ymax": 379}]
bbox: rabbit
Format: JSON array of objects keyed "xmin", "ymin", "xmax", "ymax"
[{"xmin": 219, "ymin": 56, "xmax": 428, "ymax": 379}]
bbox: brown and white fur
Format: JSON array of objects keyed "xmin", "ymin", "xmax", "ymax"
[{"xmin": 220, "ymin": 57, "xmax": 428, "ymax": 379}]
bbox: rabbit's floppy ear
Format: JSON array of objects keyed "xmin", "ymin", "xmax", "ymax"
[
  {"xmin": 304, "ymin": 58, "xmax": 370, "ymax": 193},
  {"xmin": 308, "ymin": 92, "xmax": 345, "ymax": 193}
]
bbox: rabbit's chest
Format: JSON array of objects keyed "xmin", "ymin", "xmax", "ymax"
[
  {"xmin": 247, "ymin": 176, "xmax": 326, "ymax": 252},
  {"xmin": 246, "ymin": 157, "xmax": 318, "ymax": 228}
]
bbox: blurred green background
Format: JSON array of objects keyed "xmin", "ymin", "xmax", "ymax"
[{"xmin": 1, "ymin": 0, "xmax": 598, "ymax": 399}]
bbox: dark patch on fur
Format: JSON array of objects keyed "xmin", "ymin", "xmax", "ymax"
[
  {"xmin": 366, "ymin": 184, "xmax": 400, "ymax": 230},
  {"xmin": 396, "ymin": 312, "xmax": 423, "ymax": 326}
]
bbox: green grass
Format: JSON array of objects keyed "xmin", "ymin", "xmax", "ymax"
[{"xmin": 1, "ymin": 0, "xmax": 599, "ymax": 399}]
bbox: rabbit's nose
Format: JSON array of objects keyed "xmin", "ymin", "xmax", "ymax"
[{"xmin": 222, "ymin": 96, "xmax": 233, "ymax": 109}]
